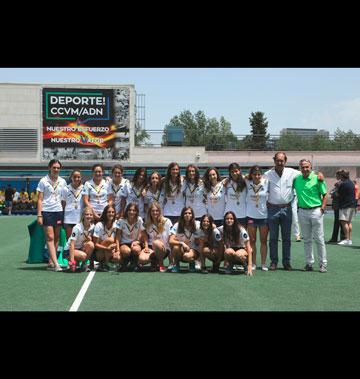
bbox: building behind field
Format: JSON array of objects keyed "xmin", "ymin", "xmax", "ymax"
[
  {"xmin": 0, "ymin": 82, "xmax": 360, "ymax": 190},
  {"xmin": 280, "ymin": 128, "xmax": 330, "ymax": 138}
]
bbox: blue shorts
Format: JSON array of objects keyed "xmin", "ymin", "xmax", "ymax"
[
  {"xmin": 237, "ymin": 217, "xmax": 248, "ymax": 227},
  {"xmin": 165, "ymin": 215, "xmax": 179, "ymax": 225},
  {"xmin": 247, "ymin": 217, "xmax": 268, "ymax": 228},
  {"xmin": 213, "ymin": 219, "xmax": 223, "ymax": 227},
  {"xmin": 42, "ymin": 211, "xmax": 64, "ymax": 227},
  {"xmin": 5, "ymin": 200, "xmax": 12, "ymax": 207}
]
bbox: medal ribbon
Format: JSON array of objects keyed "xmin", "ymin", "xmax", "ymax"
[
  {"xmin": 70, "ymin": 185, "xmax": 83, "ymax": 200},
  {"xmin": 112, "ymin": 184, "xmax": 122, "ymax": 194},
  {"xmin": 132, "ymin": 185, "xmax": 144, "ymax": 199},
  {"xmin": 250, "ymin": 183, "xmax": 263, "ymax": 207},
  {"xmin": 90, "ymin": 183, "xmax": 104, "ymax": 196},
  {"xmin": 230, "ymin": 181, "xmax": 240, "ymax": 201},
  {"xmin": 48, "ymin": 176, "xmax": 60, "ymax": 196}
]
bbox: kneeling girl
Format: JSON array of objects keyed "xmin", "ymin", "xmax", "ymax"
[
  {"xmin": 144, "ymin": 202, "xmax": 173, "ymax": 272},
  {"xmin": 115, "ymin": 203, "xmax": 145, "ymax": 271},
  {"xmin": 219, "ymin": 211, "xmax": 253, "ymax": 276},
  {"xmin": 196, "ymin": 214, "xmax": 223, "ymax": 273},
  {"xmin": 93, "ymin": 205, "xmax": 119, "ymax": 271},
  {"xmin": 169, "ymin": 207, "xmax": 200, "ymax": 273},
  {"xmin": 64, "ymin": 206, "xmax": 95, "ymax": 272}
]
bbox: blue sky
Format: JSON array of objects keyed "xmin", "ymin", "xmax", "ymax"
[{"xmin": 1, "ymin": 67, "xmax": 360, "ymax": 135}]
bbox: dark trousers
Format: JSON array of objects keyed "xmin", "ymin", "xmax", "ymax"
[
  {"xmin": 268, "ymin": 206, "xmax": 292, "ymax": 266},
  {"xmin": 330, "ymin": 208, "xmax": 345, "ymax": 241}
]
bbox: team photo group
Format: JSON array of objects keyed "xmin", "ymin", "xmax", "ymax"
[{"xmin": 37, "ymin": 151, "xmax": 335, "ymax": 276}]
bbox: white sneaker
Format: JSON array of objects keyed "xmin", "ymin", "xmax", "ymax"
[
  {"xmin": 338, "ymin": 240, "xmax": 350, "ymax": 246},
  {"xmin": 167, "ymin": 263, "xmax": 175, "ymax": 271},
  {"xmin": 233, "ymin": 265, "xmax": 244, "ymax": 271},
  {"xmin": 47, "ymin": 265, "xmax": 63, "ymax": 272},
  {"xmin": 252, "ymin": 264, "xmax": 257, "ymax": 271},
  {"xmin": 195, "ymin": 259, "xmax": 202, "ymax": 270},
  {"xmin": 261, "ymin": 265, "xmax": 269, "ymax": 271}
]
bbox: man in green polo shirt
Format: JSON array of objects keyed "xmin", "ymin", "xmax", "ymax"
[{"xmin": 293, "ymin": 159, "xmax": 328, "ymax": 273}]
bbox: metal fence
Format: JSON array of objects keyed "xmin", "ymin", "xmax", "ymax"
[{"xmin": 135, "ymin": 130, "xmax": 360, "ymax": 151}]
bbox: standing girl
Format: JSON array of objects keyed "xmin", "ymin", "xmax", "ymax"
[
  {"xmin": 144, "ymin": 202, "xmax": 173, "ymax": 272},
  {"xmin": 62, "ymin": 169, "xmax": 84, "ymax": 240},
  {"xmin": 122, "ymin": 167, "xmax": 147, "ymax": 220},
  {"xmin": 219, "ymin": 211, "xmax": 253, "ymax": 276},
  {"xmin": 63, "ymin": 206, "xmax": 95, "ymax": 272},
  {"xmin": 83, "ymin": 164, "xmax": 109, "ymax": 223},
  {"xmin": 246, "ymin": 165, "xmax": 269, "ymax": 271},
  {"xmin": 163, "ymin": 162, "xmax": 185, "ymax": 225},
  {"xmin": 224, "ymin": 163, "xmax": 247, "ymax": 227},
  {"xmin": 93, "ymin": 205, "xmax": 119, "ymax": 272},
  {"xmin": 37, "ymin": 159, "xmax": 67, "ymax": 272},
  {"xmin": 115, "ymin": 203, "xmax": 145, "ymax": 271},
  {"xmin": 144, "ymin": 171, "xmax": 165, "ymax": 217},
  {"xmin": 202, "ymin": 167, "xmax": 226, "ymax": 227},
  {"xmin": 107, "ymin": 164, "xmax": 129, "ymax": 219},
  {"xmin": 183, "ymin": 164, "xmax": 207, "ymax": 220},
  {"xmin": 169, "ymin": 207, "xmax": 200, "ymax": 273}
]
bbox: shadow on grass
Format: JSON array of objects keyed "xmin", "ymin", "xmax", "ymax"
[{"xmin": 17, "ymin": 266, "xmax": 49, "ymax": 271}]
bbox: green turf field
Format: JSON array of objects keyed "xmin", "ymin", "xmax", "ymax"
[{"xmin": 0, "ymin": 215, "xmax": 359, "ymax": 311}]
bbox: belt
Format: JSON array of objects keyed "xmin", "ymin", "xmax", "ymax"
[
  {"xmin": 267, "ymin": 202, "xmax": 291, "ymax": 208},
  {"xmin": 298, "ymin": 206, "xmax": 321, "ymax": 210}
]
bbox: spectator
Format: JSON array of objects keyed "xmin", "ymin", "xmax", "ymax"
[
  {"xmin": 5, "ymin": 184, "xmax": 15, "ymax": 215},
  {"xmin": 12, "ymin": 189, "xmax": 20, "ymax": 209},
  {"xmin": 30, "ymin": 189, "xmax": 39, "ymax": 209},
  {"xmin": 337, "ymin": 170, "xmax": 356, "ymax": 246},
  {"xmin": 18, "ymin": 188, "xmax": 30, "ymax": 209},
  {"xmin": 327, "ymin": 171, "xmax": 345, "ymax": 243},
  {"xmin": 0, "ymin": 187, "xmax": 5, "ymax": 205}
]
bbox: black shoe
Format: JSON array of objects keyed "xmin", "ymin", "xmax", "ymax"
[
  {"xmin": 326, "ymin": 239, "xmax": 338, "ymax": 244},
  {"xmin": 117, "ymin": 264, "xmax": 128, "ymax": 272},
  {"xmin": 201, "ymin": 266, "xmax": 208, "ymax": 274},
  {"xmin": 269, "ymin": 263, "xmax": 277, "ymax": 271},
  {"xmin": 283, "ymin": 263, "xmax": 292, "ymax": 271},
  {"xmin": 97, "ymin": 263, "xmax": 109, "ymax": 272},
  {"xmin": 134, "ymin": 264, "xmax": 143, "ymax": 272},
  {"xmin": 303, "ymin": 264, "xmax": 313, "ymax": 271}
]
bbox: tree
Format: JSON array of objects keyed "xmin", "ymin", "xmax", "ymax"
[
  {"xmin": 275, "ymin": 133, "xmax": 309, "ymax": 151},
  {"xmin": 333, "ymin": 128, "xmax": 360, "ymax": 150},
  {"xmin": 135, "ymin": 121, "xmax": 150, "ymax": 146},
  {"xmin": 162, "ymin": 110, "xmax": 239, "ymax": 150},
  {"xmin": 248, "ymin": 112, "xmax": 270, "ymax": 150}
]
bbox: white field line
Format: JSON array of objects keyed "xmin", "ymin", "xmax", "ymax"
[{"xmin": 69, "ymin": 271, "xmax": 96, "ymax": 312}]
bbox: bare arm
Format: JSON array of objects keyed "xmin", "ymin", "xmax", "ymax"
[
  {"xmin": 37, "ymin": 192, "xmax": 43, "ymax": 225},
  {"xmin": 69, "ymin": 239, "xmax": 76, "ymax": 262}
]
